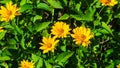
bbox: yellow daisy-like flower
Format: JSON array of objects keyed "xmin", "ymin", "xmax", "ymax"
[
  {"xmin": 0, "ymin": 1, "xmax": 21, "ymax": 22},
  {"xmin": 51, "ymin": 21, "xmax": 71, "ymax": 38},
  {"xmin": 0, "ymin": 27, "xmax": 4, "ymax": 32},
  {"xmin": 71, "ymin": 26, "xmax": 94, "ymax": 47},
  {"xmin": 117, "ymin": 64, "xmax": 120, "ymax": 68},
  {"xmin": 20, "ymin": 60, "xmax": 34, "ymax": 68},
  {"xmin": 39, "ymin": 36, "xmax": 59, "ymax": 53},
  {"xmin": 100, "ymin": 0, "xmax": 118, "ymax": 6}
]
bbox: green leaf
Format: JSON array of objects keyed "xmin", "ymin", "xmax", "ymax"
[
  {"xmin": 36, "ymin": 57, "xmax": 43, "ymax": 68},
  {"xmin": 7, "ymin": 39, "xmax": 17, "ymax": 45},
  {"xmin": 32, "ymin": 54, "xmax": 40, "ymax": 63},
  {"xmin": 34, "ymin": 22, "xmax": 51, "ymax": 32},
  {"xmin": 105, "ymin": 49, "xmax": 113, "ymax": 57},
  {"xmin": 60, "ymin": 45, "xmax": 66, "ymax": 52},
  {"xmin": 11, "ymin": 22, "xmax": 23, "ymax": 35},
  {"xmin": 47, "ymin": 0, "xmax": 63, "ymax": 9},
  {"xmin": 0, "ymin": 56, "xmax": 11, "ymax": 61},
  {"xmin": 58, "ymin": 14, "xmax": 69, "ymax": 20},
  {"xmin": 0, "ymin": 62, "xmax": 9, "ymax": 68},
  {"xmin": 100, "ymin": 29, "xmax": 109, "ymax": 34},
  {"xmin": 20, "ymin": 3, "xmax": 33, "ymax": 12},
  {"xmin": 33, "ymin": 15, "xmax": 42, "ymax": 22},
  {"xmin": 75, "ymin": 2, "xmax": 82, "ymax": 12},
  {"xmin": 70, "ymin": 15, "xmax": 84, "ymax": 21},
  {"xmin": 84, "ymin": 7, "xmax": 96, "ymax": 21},
  {"xmin": 93, "ymin": 63, "xmax": 97, "ymax": 68},
  {"xmin": 105, "ymin": 62, "xmax": 114, "ymax": 68},
  {"xmin": 20, "ymin": 0, "xmax": 26, "ymax": 6},
  {"xmin": 44, "ymin": 60, "xmax": 52, "ymax": 68},
  {"xmin": 0, "ymin": 0, "xmax": 10, "ymax": 4},
  {"xmin": 20, "ymin": 0, "xmax": 31, "ymax": 6},
  {"xmin": 20, "ymin": 35, "xmax": 26, "ymax": 49},
  {"xmin": 102, "ymin": 22, "xmax": 113, "ymax": 36},
  {"xmin": 56, "ymin": 52, "xmax": 74, "ymax": 64},
  {"xmin": 37, "ymin": 3, "xmax": 52, "ymax": 11},
  {"xmin": 71, "ymin": 7, "xmax": 95, "ymax": 21},
  {"xmin": 0, "ymin": 31, "xmax": 6, "ymax": 40},
  {"xmin": 32, "ymin": 54, "xmax": 43, "ymax": 68}
]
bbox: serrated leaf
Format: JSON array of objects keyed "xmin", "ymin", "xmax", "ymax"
[
  {"xmin": 84, "ymin": 7, "xmax": 96, "ymax": 21},
  {"xmin": 34, "ymin": 22, "xmax": 51, "ymax": 32},
  {"xmin": 58, "ymin": 14, "xmax": 69, "ymax": 20},
  {"xmin": 47, "ymin": 0, "xmax": 63, "ymax": 9},
  {"xmin": 56, "ymin": 52, "xmax": 74, "ymax": 63},
  {"xmin": 37, "ymin": 3, "xmax": 52, "ymax": 11},
  {"xmin": 102, "ymin": 22, "xmax": 113, "ymax": 36}
]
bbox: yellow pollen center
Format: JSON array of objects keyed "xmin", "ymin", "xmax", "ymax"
[
  {"xmin": 101, "ymin": 0, "xmax": 111, "ymax": 4},
  {"xmin": 7, "ymin": 10, "xmax": 12, "ymax": 15},
  {"xmin": 23, "ymin": 65, "xmax": 29, "ymax": 68},
  {"xmin": 48, "ymin": 43, "xmax": 52, "ymax": 48},
  {"xmin": 58, "ymin": 29, "xmax": 64, "ymax": 36},
  {"xmin": 81, "ymin": 34, "xmax": 86, "ymax": 40}
]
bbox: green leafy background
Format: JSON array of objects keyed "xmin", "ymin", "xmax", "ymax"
[{"xmin": 0, "ymin": 0, "xmax": 120, "ymax": 68}]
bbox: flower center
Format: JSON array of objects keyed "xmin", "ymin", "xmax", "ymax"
[
  {"xmin": 81, "ymin": 34, "xmax": 86, "ymax": 40},
  {"xmin": 47, "ymin": 43, "xmax": 52, "ymax": 48},
  {"xmin": 101, "ymin": 0, "xmax": 111, "ymax": 4},
  {"xmin": 58, "ymin": 29, "xmax": 64, "ymax": 36},
  {"xmin": 7, "ymin": 10, "xmax": 12, "ymax": 15},
  {"xmin": 23, "ymin": 65, "xmax": 29, "ymax": 68}
]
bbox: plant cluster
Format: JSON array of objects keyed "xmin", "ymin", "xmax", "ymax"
[{"xmin": 0, "ymin": 0, "xmax": 120, "ymax": 68}]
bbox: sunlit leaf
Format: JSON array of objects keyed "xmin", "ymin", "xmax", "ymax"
[
  {"xmin": 37, "ymin": 3, "xmax": 52, "ymax": 11},
  {"xmin": 20, "ymin": 3, "xmax": 33, "ymax": 12},
  {"xmin": 47, "ymin": 0, "xmax": 63, "ymax": 9},
  {"xmin": 58, "ymin": 14, "xmax": 69, "ymax": 20},
  {"xmin": 34, "ymin": 22, "xmax": 51, "ymax": 32},
  {"xmin": 102, "ymin": 22, "xmax": 113, "ymax": 36},
  {"xmin": 0, "ymin": 31, "xmax": 6, "ymax": 40},
  {"xmin": 0, "ymin": 56, "xmax": 11, "ymax": 61},
  {"xmin": 44, "ymin": 60, "xmax": 52, "ymax": 68},
  {"xmin": 56, "ymin": 52, "xmax": 74, "ymax": 64}
]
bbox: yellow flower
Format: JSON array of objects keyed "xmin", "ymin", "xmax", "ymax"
[
  {"xmin": 117, "ymin": 64, "xmax": 120, "ymax": 68},
  {"xmin": 20, "ymin": 60, "xmax": 34, "ymax": 68},
  {"xmin": 100, "ymin": 0, "xmax": 118, "ymax": 6},
  {"xmin": 0, "ymin": 1, "xmax": 21, "ymax": 22},
  {"xmin": 0, "ymin": 27, "xmax": 4, "ymax": 32},
  {"xmin": 71, "ymin": 26, "xmax": 94, "ymax": 47},
  {"xmin": 51, "ymin": 21, "xmax": 71, "ymax": 38},
  {"xmin": 39, "ymin": 36, "xmax": 59, "ymax": 53}
]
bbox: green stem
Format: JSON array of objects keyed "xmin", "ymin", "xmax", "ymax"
[
  {"xmin": 52, "ymin": 52, "xmax": 55, "ymax": 68},
  {"xmin": 98, "ymin": 7, "xmax": 105, "ymax": 14},
  {"xmin": 51, "ymin": 9, "xmax": 54, "ymax": 23}
]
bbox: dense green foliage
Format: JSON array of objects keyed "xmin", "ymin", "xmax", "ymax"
[{"xmin": 0, "ymin": 0, "xmax": 120, "ymax": 68}]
